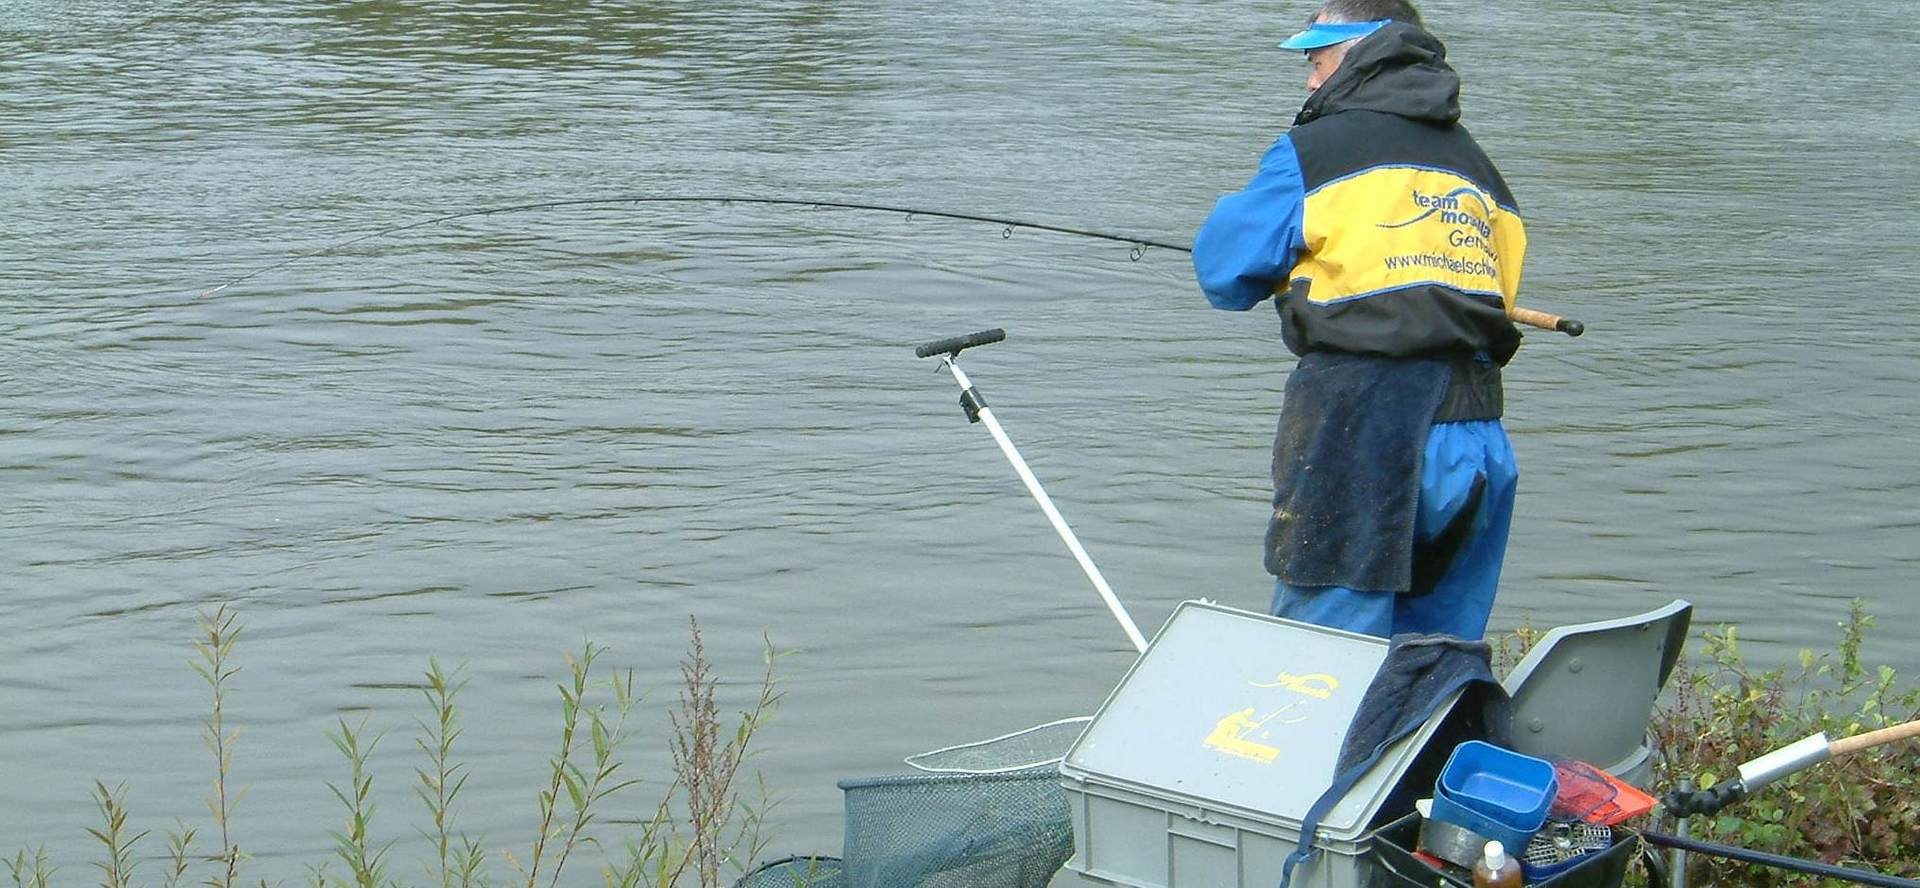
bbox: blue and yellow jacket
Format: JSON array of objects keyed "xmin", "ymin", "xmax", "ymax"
[
  {"xmin": 1194, "ymin": 22, "xmax": 1525, "ymax": 380},
  {"xmin": 1196, "ymin": 23, "xmax": 1526, "ymax": 591}
]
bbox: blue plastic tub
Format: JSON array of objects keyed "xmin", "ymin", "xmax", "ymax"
[{"xmin": 1429, "ymin": 741, "xmax": 1557, "ymax": 852}]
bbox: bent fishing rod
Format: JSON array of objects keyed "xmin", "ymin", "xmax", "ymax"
[{"xmin": 196, "ymin": 194, "xmax": 1586, "ymax": 336}]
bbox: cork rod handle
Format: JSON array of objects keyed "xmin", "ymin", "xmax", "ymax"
[
  {"xmin": 1829, "ymin": 719, "xmax": 1920, "ymax": 757},
  {"xmin": 1509, "ymin": 306, "xmax": 1585, "ymax": 337}
]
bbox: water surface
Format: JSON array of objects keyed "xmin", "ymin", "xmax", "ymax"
[{"xmin": 3, "ymin": 0, "xmax": 1917, "ymax": 879}]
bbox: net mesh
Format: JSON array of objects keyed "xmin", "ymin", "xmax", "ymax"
[
  {"xmin": 837, "ymin": 767, "xmax": 1073, "ymax": 888},
  {"xmin": 733, "ymin": 856, "xmax": 844, "ymax": 888},
  {"xmin": 736, "ymin": 721, "xmax": 1083, "ymax": 888},
  {"xmin": 904, "ymin": 717, "xmax": 1090, "ymax": 774}
]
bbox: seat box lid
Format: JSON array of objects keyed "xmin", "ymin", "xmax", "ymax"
[{"xmin": 1060, "ymin": 600, "xmax": 1458, "ymax": 842}]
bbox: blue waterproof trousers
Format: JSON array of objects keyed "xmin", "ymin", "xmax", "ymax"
[{"xmin": 1270, "ymin": 420, "xmax": 1517, "ymax": 639}]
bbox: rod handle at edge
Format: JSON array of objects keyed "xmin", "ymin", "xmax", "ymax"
[
  {"xmin": 1509, "ymin": 306, "xmax": 1585, "ymax": 337},
  {"xmin": 1830, "ymin": 719, "xmax": 1920, "ymax": 757}
]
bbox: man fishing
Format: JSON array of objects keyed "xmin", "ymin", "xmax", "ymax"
[{"xmin": 1192, "ymin": 0, "xmax": 1525, "ymax": 639}]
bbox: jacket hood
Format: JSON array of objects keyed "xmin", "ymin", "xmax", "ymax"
[{"xmin": 1295, "ymin": 22, "xmax": 1460, "ymax": 127}]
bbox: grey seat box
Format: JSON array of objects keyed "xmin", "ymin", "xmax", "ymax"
[{"xmin": 1057, "ymin": 601, "xmax": 1464, "ymax": 888}]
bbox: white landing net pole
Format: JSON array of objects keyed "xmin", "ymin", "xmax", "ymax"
[{"xmin": 938, "ymin": 355, "xmax": 1148, "ymax": 653}]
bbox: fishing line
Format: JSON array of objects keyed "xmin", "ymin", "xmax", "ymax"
[
  {"xmin": 194, "ymin": 193, "xmax": 1583, "ymax": 334},
  {"xmin": 197, "ymin": 195, "xmax": 1192, "ymax": 298}
]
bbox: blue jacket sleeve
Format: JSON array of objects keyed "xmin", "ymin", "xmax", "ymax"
[{"xmin": 1192, "ymin": 137, "xmax": 1308, "ymax": 311}]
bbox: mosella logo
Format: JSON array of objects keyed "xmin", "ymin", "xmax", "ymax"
[{"xmin": 1378, "ymin": 186, "xmax": 1494, "ymax": 239}]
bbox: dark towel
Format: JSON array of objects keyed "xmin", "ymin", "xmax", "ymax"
[
  {"xmin": 1277, "ymin": 633, "xmax": 1512, "ymax": 888},
  {"xmin": 1338, "ymin": 633, "xmax": 1511, "ymax": 772},
  {"xmin": 1265, "ymin": 352, "xmax": 1451, "ymax": 593}
]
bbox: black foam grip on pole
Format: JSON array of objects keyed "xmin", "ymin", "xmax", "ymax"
[
  {"xmin": 1661, "ymin": 781, "xmax": 1746, "ymax": 817},
  {"xmin": 1560, "ymin": 318, "xmax": 1586, "ymax": 337},
  {"xmin": 914, "ymin": 328, "xmax": 1007, "ymax": 358}
]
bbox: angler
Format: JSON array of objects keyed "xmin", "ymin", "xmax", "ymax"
[{"xmin": 1192, "ymin": 0, "xmax": 1529, "ymax": 641}]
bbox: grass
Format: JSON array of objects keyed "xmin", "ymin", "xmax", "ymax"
[{"xmin": 14, "ymin": 609, "xmax": 783, "ymax": 888}]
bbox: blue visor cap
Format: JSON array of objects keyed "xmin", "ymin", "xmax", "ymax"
[{"xmin": 1279, "ymin": 19, "xmax": 1389, "ymax": 50}]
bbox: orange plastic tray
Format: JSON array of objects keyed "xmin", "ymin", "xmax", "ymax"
[{"xmin": 1548, "ymin": 759, "xmax": 1657, "ymax": 826}]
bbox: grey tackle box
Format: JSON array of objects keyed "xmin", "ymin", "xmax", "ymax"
[{"xmin": 1056, "ymin": 601, "xmax": 1465, "ymax": 888}]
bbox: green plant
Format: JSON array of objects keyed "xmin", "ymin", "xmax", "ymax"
[
  {"xmin": 504, "ymin": 641, "xmax": 640, "ymax": 888},
  {"xmin": 6, "ymin": 847, "xmax": 54, "ymax": 888},
  {"xmin": 414, "ymin": 661, "xmax": 486, "ymax": 888},
  {"xmin": 86, "ymin": 781, "xmax": 147, "ymax": 888},
  {"xmin": 1651, "ymin": 599, "xmax": 1920, "ymax": 885},
  {"xmin": 163, "ymin": 824, "xmax": 198, "ymax": 888},
  {"xmin": 192, "ymin": 606, "xmax": 246, "ymax": 888},
  {"xmin": 16, "ymin": 611, "xmax": 788, "ymax": 888},
  {"xmin": 600, "ymin": 618, "xmax": 785, "ymax": 888},
  {"xmin": 667, "ymin": 619, "xmax": 783, "ymax": 888},
  {"xmin": 326, "ymin": 719, "xmax": 393, "ymax": 888},
  {"xmin": 1488, "ymin": 615, "xmax": 1541, "ymax": 677}
]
